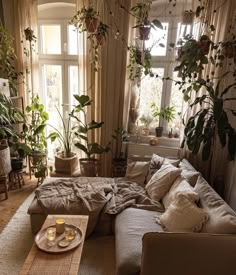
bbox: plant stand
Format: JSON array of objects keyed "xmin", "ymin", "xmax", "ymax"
[
  {"xmin": 9, "ymin": 170, "xmax": 25, "ymax": 189},
  {"xmin": 0, "ymin": 175, "xmax": 8, "ymax": 200}
]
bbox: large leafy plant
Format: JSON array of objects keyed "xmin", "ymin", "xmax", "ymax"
[
  {"xmin": 47, "ymin": 106, "xmax": 74, "ymax": 158},
  {"xmin": 71, "ymin": 95, "xmax": 110, "ymax": 159},
  {"xmin": 181, "ymin": 77, "xmax": 236, "ymax": 161}
]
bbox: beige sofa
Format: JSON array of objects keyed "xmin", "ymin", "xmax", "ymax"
[{"xmin": 28, "ymin": 158, "xmax": 236, "ymax": 275}]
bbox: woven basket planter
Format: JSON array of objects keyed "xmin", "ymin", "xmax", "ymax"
[
  {"xmin": 55, "ymin": 152, "xmax": 78, "ymax": 176},
  {"xmin": 0, "ymin": 139, "xmax": 11, "ymax": 176}
]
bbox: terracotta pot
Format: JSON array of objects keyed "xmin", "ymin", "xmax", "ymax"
[
  {"xmin": 85, "ymin": 17, "xmax": 98, "ymax": 33},
  {"xmin": 138, "ymin": 26, "xmax": 151, "ymax": 40},
  {"xmin": 181, "ymin": 11, "xmax": 194, "ymax": 25},
  {"xmin": 55, "ymin": 152, "xmax": 78, "ymax": 175},
  {"xmin": 79, "ymin": 158, "xmax": 101, "ymax": 177},
  {"xmin": 96, "ymin": 34, "xmax": 105, "ymax": 45}
]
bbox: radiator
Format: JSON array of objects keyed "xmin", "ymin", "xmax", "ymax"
[{"xmin": 126, "ymin": 143, "xmax": 180, "ymax": 158}]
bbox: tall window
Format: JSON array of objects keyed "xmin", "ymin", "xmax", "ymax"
[
  {"xmin": 38, "ymin": 20, "xmax": 79, "ymax": 158},
  {"xmin": 137, "ymin": 17, "xmax": 192, "ymax": 135}
]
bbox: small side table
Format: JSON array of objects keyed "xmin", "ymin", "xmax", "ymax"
[{"xmin": 0, "ymin": 175, "xmax": 8, "ymax": 200}]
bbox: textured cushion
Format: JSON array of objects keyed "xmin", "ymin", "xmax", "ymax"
[
  {"xmin": 158, "ymin": 193, "xmax": 208, "ymax": 232},
  {"xmin": 162, "ymin": 176, "xmax": 199, "ymax": 209},
  {"xmin": 181, "ymin": 169, "xmax": 200, "ymax": 187},
  {"xmin": 115, "ymin": 208, "xmax": 163, "ymax": 275},
  {"xmin": 125, "ymin": 161, "xmax": 150, "ymax": 186},
  {"xmin": 194, "ymin": 176, "xmax": 236, "ymax": 234},
  {"xmin": 146, "ymin": 154, "xmax": 180, "ymax": 183},
  {"xmin": 145, "ymin": 162, "xmax": 182, "ymax": 202}
]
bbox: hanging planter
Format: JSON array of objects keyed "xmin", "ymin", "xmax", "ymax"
[
  {"xmin": 199, "ymin": 35, "xmax": 211, "ymax": 55},
  {"xmin": 85, "ymin": 17, "xmax": 99, "ymax": 33},
  {"xmin": 181, "ymin": 10, "xmax": 194, "ymax": 25},
  {"xmin": 138, "ymin": 26, "xmax": 151, "ymax": 40},
  {"xmin": 94, "ymin": 22, "xmax": 109, "ymax": 46}
]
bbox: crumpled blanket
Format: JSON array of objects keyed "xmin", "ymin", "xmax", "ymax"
[{"xmin": 35, "ymin": 177, "xmax": 164, "ymax": 236}]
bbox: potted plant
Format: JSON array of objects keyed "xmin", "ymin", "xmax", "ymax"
[
  {"xmin": 130, "ymin": 1, "xmax": 163, "ymax": 40},
  {"xmin": 47, "ymin": 106, "xmax": 79, "ymax": 175},
  {"xmin": 70, "ymin": 6, "xmax": 99, "ymax": 33},
  {"xmin": 181, "ymin": 10, "xmax": 194, "ymax": 25},
  {"xmin": 71, "ymin": 95, "xmax": 110, "ymax": 176},
  {"xmin": 22, "ymin": 95, "xmax": 48, "ymax": 169},
  {"xmin": 111, "ymin": 128, "xmax": 129, "ymax": 177},
  {"xmin": 181, "ymin": 77, "xmax": 236, "ymax": 161},
  {"xmin": 139, "ymin": 114, "xmax": 153, "ymax": 135},
  {"xmin": 151, "ymin": 103, "xmax": 176, "ymax": 137},
  {"xmin": 10, "ymin": 139, "xmax": 31, "ymax": 171},
  {"xmin": 198, "ymin": 34, "xmax": 211, "ymax": 55},
  {"xmin": 94, "ymin": 22, "xmax": 109, "ymax": 46}
]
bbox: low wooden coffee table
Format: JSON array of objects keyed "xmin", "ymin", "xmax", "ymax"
[{"xmin": 20, "ymin": 215, "xmax": 88, "ymax": 275}]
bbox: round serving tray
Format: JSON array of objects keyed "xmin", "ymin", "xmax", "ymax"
[{"xmin": 35, "ymin": 224, "xmax": 83, "ymax": 253}]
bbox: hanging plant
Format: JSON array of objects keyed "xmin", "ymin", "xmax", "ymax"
[
  {"xmin": 70, "ymin": 6, "xmax": 99, "ymax": 33},
  {"xmin": 130, "ymin": 1, "xmax": 163, "ymax": 41},
  {"xmin": 181, "ymin": 10, "xmax": 195, "ymax": 25},
  {"xmin": 94, "ymin": 22, "xmax": 109, "ymax": 46}
]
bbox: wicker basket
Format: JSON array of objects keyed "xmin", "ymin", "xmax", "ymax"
[{"xmin": 0, "ymin": 139, "xmax": 11, "ymax": 176}]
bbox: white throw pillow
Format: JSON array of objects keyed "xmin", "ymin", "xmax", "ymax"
[
  {"xmin": 125, "ymin": 161, "xmax": 150, "ymax": 186},
  {"xmin": 162, "ymin": 176, "xmax": 199, "ymax": 209},
  {"xmin": 181, "ymin": 169, "xmax": 200, "ymax": 187},
  {"xmin": 146, "ymin": 154, "xmax": 180, "ymax": 183},
  {"xmin": 145, "ymin": 162, "xmax": 181, "ymax": 202},
  {"xmin": 158, "ymin": 193, "xmax": 208, "ymax": 232}
]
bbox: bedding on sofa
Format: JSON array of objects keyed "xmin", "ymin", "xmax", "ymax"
[{"xmin": 29, "ymin": 176, "xmax": 164, "ymax": 236}]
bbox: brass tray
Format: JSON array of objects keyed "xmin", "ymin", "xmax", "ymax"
[{"xmin": 35, "ymin": 224, "xmax": 83, "ymax": 253}]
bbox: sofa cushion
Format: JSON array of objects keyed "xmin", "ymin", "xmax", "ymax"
[
  {"xmin": 145, "ymin": 162, "xmax": 182, "ymax": 202},
  {"xmin": 158, "ymin": 193, "xmax": 208, "ymax": 232},
  {"xmin": 162, "ymin": 176, "xmax": 199, "ymax": 209},
  {"xmin": 125, "ymin": 160, "xmax": 150, "ymax": 186},
  {"xmin": 146, "ymin": 154, "xmax": 180, "ymax": 183},
  {"xmin": 194, "ymin": 176, "xmax": 236, "ymax": 234},
  {"xmin": 181, "ymin": 169, "xmax": 200, "ymax": 187},
  {"xmin": 115, "ymin": 207, "xmax": 163, "ymax": 275}
]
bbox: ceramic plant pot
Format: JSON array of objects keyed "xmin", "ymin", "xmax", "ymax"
[
  {"xmin": 79, "ymin": 158, "xmax": 101, "ymax": 177},
  {"xmin": 155, "ymin": 126, "xmax": 163, "ymax": 137},
  {"xmin": 55, "ymin": 152, "xmax": 78, "ymax": 175},
  {"xmin": 138, "ymin": 26, "xmax": 151, "ymax": 40}
]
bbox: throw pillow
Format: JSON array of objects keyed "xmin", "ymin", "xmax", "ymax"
[
  {"xmin": 158, "ymin": 193, "xmax": 208, "ymax": 232},
  {"xmin": 125, "ymin": 161, "xmax": 150, "ymax": 186},
  {"xmin": 145, "ymin": 162, "xmax": 181, "ymax": 202},
  {"xmin": 146, "ymin": 154, "xmax": 180, "ymax": 183},
  {"xmin": 162, "ymin": 176, "xmax": 199, "ymax": 209},
  {"xmin": 181, "ymin": 169, "xmax": 200, "ymax": 187},
  {"xmin": 194, "ymin": 176, "xmax": 236, "ymax": 234}
]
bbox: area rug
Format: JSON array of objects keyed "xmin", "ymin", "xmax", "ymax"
[{"xmin": 0, "ymin": 192, "xmax": 116, "ymax": 275}]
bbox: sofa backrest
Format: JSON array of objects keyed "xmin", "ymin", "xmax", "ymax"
[{"xmin": 141, "ymin": 232, "xmax": 236, "ymax": 275}]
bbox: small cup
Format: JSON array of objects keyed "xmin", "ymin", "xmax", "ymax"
[
  {"xmin": 46, "ymin": 227, "xmax": 56, "ymax": 246},
  {"xmin": 56, "ymin": 218, "xmax": 65, "ymax": 234},
  {"xmin": 65, "ymin": 227, "xmax": 76, "ymax": 241}
]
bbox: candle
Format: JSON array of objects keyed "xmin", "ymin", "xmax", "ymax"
[{"xmin": 56, "ymin": 218, "xmax": 65, "ymax": 234}]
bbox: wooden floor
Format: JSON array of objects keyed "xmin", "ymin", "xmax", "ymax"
[{"xmin": 0, "ymin": 174, "xmax": 37, "ymax": 234}]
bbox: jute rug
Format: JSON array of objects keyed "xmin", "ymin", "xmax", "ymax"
[{"xmin": 0, "ymin": 192, "xmax": 116, "ymax": 275}]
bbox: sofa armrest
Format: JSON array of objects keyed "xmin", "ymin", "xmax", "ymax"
[{"xmin": 141, "ymin": 232, "xmax": 236, "ymax": 275}]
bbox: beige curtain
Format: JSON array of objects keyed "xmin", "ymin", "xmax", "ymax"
[
  {"xmin": 182, "ymin": 0, "xmax": 236, "ymax": 182},
  {"xmin": 12, "ymin": 0, "xmax": 38, "ymax": 106},
  {"xmin": 76, "ymin": 0, "xmax": 131, "ymax": 176}
]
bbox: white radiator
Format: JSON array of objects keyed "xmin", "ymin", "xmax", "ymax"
[{"xmin": 126, "ymin": 143, "xmax": 180, "ymax": 158}]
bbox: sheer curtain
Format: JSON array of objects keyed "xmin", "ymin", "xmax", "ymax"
[
  {"xmin": 76, "ymin": 0, "xmax": 131, "ymax": 176},
  {"xmin": 182, "ymin": 0, "xmax": 236, "ymax": 182},
  {"xmin": 12, "ymin": 0, "xmax": 38, "ymax": 106}
]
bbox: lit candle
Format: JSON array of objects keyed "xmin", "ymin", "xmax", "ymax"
[{"xmin": 56, "ymin": 218, "xmax": 65, "ymax": 234}]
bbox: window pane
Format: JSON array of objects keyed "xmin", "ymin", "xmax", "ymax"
[
  {"xmin": 69, "ymin": 65, "xmax": 78, "ymax": 107},
  {"xmin": 41, "ymin": 25, "xmax": 61, "ymax": 54},
  {"xmin": 145, "ymin": 23, "xmax": 168, "ymax": 56},
  {"xmin": 139, "ymin": 68, "xmax": 164, "ymax": 127},
  {"xmin": 169, "ymin": 72, "xmax": 186, "ymax": 133},
  {"xmin": 176, "ymin": 23, "xmax": 192, "ymax": 43},
  {"xmin": 42, "ymin": 64, "xmax": 62, "ymax": 158},
  {"xmin": 68, "ymin": 25, "xmax": 78, "ymax": 55}
]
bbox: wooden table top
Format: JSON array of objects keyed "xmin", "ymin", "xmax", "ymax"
[{"xmin": 20, "ymin": 215, "xmax": 89, "ymax": 275}]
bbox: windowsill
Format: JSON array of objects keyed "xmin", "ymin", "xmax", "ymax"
[{"xmin": 127, "ymin": 134, "xmax": 180, "ymax": 148}]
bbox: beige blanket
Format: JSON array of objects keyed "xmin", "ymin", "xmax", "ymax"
[{"xmin": 35, "ymin": 177, "xmax": 164, "ymax": 236}]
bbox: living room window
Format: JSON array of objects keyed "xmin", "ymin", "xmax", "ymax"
[
  {"xmin": 137, "ymin": 17, "xmax": 192, "ymax": 136},
  {"xmin": 38, "ymin": 20, "xmax": 79, "ymax": 159}
]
